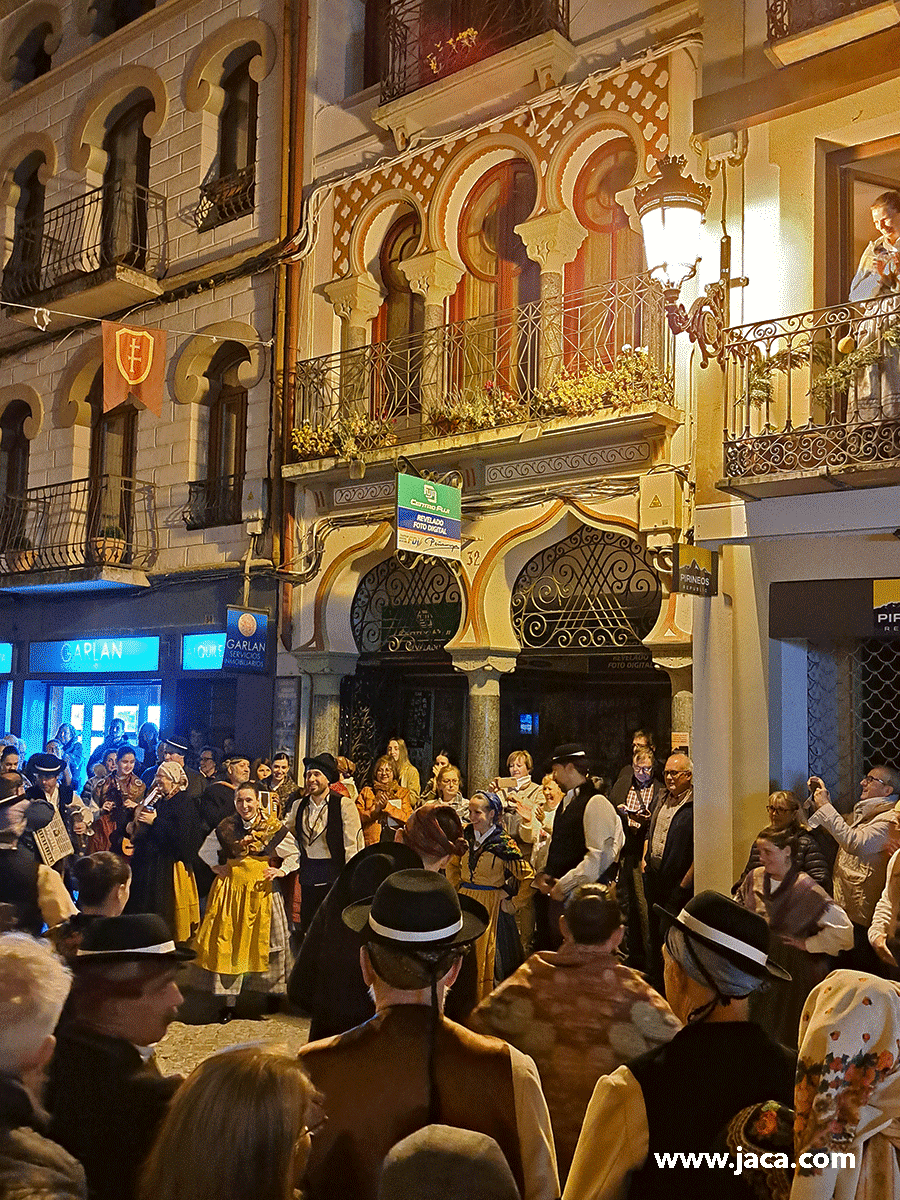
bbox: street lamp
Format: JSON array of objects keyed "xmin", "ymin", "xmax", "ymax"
[{"xmin": 635, "ymin": 154, "xmax": 745, "ymax": 368}]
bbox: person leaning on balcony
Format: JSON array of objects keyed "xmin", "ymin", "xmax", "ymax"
[
  {"xmin": 807, "ymin": 766, "xmax": 900, "ymax": 975},
  {"xmin": 847, "ymin": 189, "xmax": 900, "ymax": 420}
]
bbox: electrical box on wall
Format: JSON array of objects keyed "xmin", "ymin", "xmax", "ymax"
[
  {"xmin": 639, "ymin": 472, "xmax": 682, "ymax": 535},
  {"xmin": 242, "ymin": 478, "xmax": 268, "ymax": 523}
]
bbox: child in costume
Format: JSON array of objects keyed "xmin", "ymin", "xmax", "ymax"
[{"xmin": 192, "ymin": 779, "xmax": 299, "ymax": 1021}]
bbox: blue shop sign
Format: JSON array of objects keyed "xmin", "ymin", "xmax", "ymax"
[
  {"xmin": 182, "ymin": 632, "xmax": 226, "ymax": 671},
  {"xmin": 29, "ymin": 637, "xmax": 160, "ymax": 674},
  {"xmin": 222, "ymin": 607, "xmax": 269, "ymax": 672},
  {"xmin": 0, "ymin": 644, "xmax": 11, "ymax": 674}
]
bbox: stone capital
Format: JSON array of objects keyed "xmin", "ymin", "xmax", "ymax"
[
  {"xmin": 323, "ymin": 276, "xmax": 384, "ymax": 328},
  {"xmin": 291, "ymin": 650, "xmax": 359, "ymax": 693},
  {"xmin": 643, "ymin": 592, "xmax": 692, "ymax": 660},
  {"xmin": 399, "ymin": 251, "xmax": 465, "ymax": 306},
  {"xmin": 514, "ymin": 209, "xmax": 587, "ymax": 275},
  {"xmin": 450, "ymin": 649, "xmax": 518, "ymax": 695}
]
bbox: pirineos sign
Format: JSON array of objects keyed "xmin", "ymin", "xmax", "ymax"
[
  {"xmin": 673, "ymin": 544, "xmax": 719, "ymax": 597},
  {"xmin": 396, "ymin": 473, "xmax": 461, "ymax": 561}
]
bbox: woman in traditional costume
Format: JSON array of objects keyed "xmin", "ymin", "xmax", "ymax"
[
  {"xmin": 87, "ymin": 745, "xmax": 145, "ymax": 856},
  {"xmin": 192, "ymin": 779, "xmax": 299, "ymax": 1021},
  {"xmin": 447, "ymin": 790, "xmax": 534, "ymax": 999},
  {"xmin": 737, "ymin": 825, "xmax": 852, "ymax": 1047},
  {"xmin": 125, "ymin": 761, "xmax": 202, "ymax": 941}
]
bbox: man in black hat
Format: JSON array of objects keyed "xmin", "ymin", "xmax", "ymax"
[
  {"xmin": 288, "ymin": 752, "xmax": 363, "ymax": 936},
  {"xmin": 564, "ymin": 891, "xmax": 797, "ymax": 1200},
  {"xmin": 47, "ymin": 914, "xmax": 193, "ymax": 1200},
  {"xmin": 0, "ymin": 778, "xmax": 75, "ymax": 935},
  {"xmin": 534, "ymin": 744, "xmax": 623, "ymax": 949},
  {"xmin": 299, "ymin": 870, "xmax": 558, "ymax": 1200},
  {"xmin": 22, "ymin": 754, "xmax": 74, "ymax": 868},
  {"xmin": 143, "ymin": 736, "xmax": 204, "ymax": 805}
]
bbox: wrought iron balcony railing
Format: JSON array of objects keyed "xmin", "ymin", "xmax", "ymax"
[
  {"xmin": 381, "ymin": 0, "xmax": 569, "ymax": 102},
  {"xmin": 290, "ymin": 275, "xmax": 669, "ymax": 459},
  {"xmin": 723, "ymin": 293, "xmax": 900, "ymax": 482},
  {"xmin": 0, "ymin": 476, "xmax": 158, "ymax": 574},
  {"xmin": 1, "ymin": 180, "xmax": 166, "ymax": 304},
  {"xmin": 768, "ymin": 0, "xmax": 885, "ymax": 42},
  {"xmin": 182, "ymin": 475, "xmax": 244, "ymax": 530},
  {"xmin": 197, "ymin": 166, "xmax": 255, "ymax": 229}
]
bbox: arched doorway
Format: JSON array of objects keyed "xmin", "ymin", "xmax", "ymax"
[
  {"xmin": 341, "ymin": 554, "xmax": 467, "ymax": 787},
  {"xmin": 506, "ymin": 525, "xmax": 671, "ymax": 782}
]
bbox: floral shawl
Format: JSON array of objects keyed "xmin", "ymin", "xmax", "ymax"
[
  {"xmin": 464, "ymin": 825, "xmax": 524, "ymax": 899},
  {"xmin": 215, "ymin": 810, "xmax": 286, "ymax": 860},
  {"xmin": 792, "ymin": 970, "xmax": 900, "ymax": 1200},
  {"xmin": 741, "ymin": 866, "xmax": 831, "ymax": 939}
]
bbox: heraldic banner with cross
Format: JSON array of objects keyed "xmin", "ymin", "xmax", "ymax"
[{"xmin": 102, "ymin": 321, "xmax": 167, "ymax": 417}]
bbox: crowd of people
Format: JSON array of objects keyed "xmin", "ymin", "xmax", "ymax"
[{"xmin": 3, "ymin": 719, "xmax": 900, "ymax": 1199}]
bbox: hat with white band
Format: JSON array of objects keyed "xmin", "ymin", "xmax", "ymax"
[
  {"xmin": 342, "ymin": 869, "xmax": 487, "ymax": 950},
  {"xmin": 74, "ymin": 913, "xmax": 196, "ymax": 964},
  {"xmin": 656, "ymin": 890, "xmax": 791, "ymax": 981}
]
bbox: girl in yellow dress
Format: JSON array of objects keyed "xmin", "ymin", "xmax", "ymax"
[
  {"xmin": 192, "ymin": 780, "xmax": 299, "ymax": 1021},
  {"xmin": 447, "ymin": 790, "xmax": 534, "ymax": 1000}
]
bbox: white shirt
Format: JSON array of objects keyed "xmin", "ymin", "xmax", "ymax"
[
  {"xmin": 286, "ymin": 793, "xmax": 363, "ymax": 862},
  {"xmin": 556, "ymin": 787, "xmax": 624, "ymax": 897}
]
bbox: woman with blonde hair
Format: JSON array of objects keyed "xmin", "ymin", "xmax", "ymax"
[
  {"xmin": 386, "ymin": 737, "xmax": 421, "ymax": 806},
  {"xmin": 139, "ymin": 1044, "xmax": 322, "ymax": 1200},
  {"xmin": 734, "ymin": 789, "xmax": 831, "ymax": 893}
]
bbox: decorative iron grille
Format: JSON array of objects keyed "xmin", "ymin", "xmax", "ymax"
[
  {"xmin": 182, "ymin": 475, "xmax": 244, "ymax": 530},
  {"xmin": 381, "ymin": 0, "xmax": 569, "ymax": 102},
  {"xmin": 350, "ymin": 555, "xmax": 464, "ymax": 653},
  {"xmin": 807, "ymin": 639, "xmax": 900, "ymax": 802},
  {"xmin": 0, "ymin": 475, "xmax": 158, "ymax": 573},
  {"xmin": 722, "ymin": 292, "xmax": 900, "ymax": 481},
  {"xmin": 510, "ymin": 526, "xmax": 661, "ymax": 651},
  {"xmin": 197, "ymin": 167, "xmax": 255, "ymax": 230},
  {"xmin": 1, "ymin": 180, "xmax": 166, "ymax": 304},
  {"xmin": 768, "ymin": 0, "xmax": 883, "ymax": 41},
  {"xmin": 290, "ymin": 275, "xmax": 667, "ymax": 456}
]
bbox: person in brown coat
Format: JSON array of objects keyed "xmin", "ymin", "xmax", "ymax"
[{"xmin": 356, "ymin": 756, "xmax": 412, "ymax": 845}]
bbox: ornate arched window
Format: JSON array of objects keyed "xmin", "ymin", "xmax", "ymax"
[
  {"xmin": 185, "ymin": 343, "xmax": 249, "ymax": 528},
  {"xmin": 351, "ymin": 555, "xmax": 463, "ymax": 653},
  {"xmin": 102, "ymin": 96, "xmax": 152, "ymax": 269},
  {"xmin": 8, "ymin": 20, "xmax": 52, "ymax": 84},
  {"xmin": 88, "ymin": 369, "xmax": 137, "ymax": 547},
  {"xmin": 200, "ymin": 48, "xmax": 258, "ymax": 228},
  {"xmin": 568, "ymin": 138, "xmax": 644, "ymax": 291},
  {"xmin": 511, "ymin": 526, "xmax": 661, "ymax": 651},
  {"xmin": 1, "ymin": 150, "xmax": 45, "ymax": 302},
  {"xmin": 0, "ymin": 400, "xmax": 30, "ymax": 500}
]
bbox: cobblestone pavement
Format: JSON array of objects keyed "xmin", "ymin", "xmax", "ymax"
[{"xmin": 156, "ymin": 1012, "xmax": 311, "ymax": 1077}]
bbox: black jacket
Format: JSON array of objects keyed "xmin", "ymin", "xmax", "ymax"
[{"xmin": 47, "ymin": 1025, "xmax": 180, "ymax": 1200}]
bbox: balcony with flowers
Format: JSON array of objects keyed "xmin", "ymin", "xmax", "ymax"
[
  {"xmin": 283, "ymin": 274, "xmax": 681, "ymax": 488},
  {"xmin": 721, "ymin": 292, "xmax": 900, "ymax": 497}
]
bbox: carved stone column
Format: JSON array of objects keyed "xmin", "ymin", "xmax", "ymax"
[
  {"xmin": 514, "ymin": 210, "xmax": 587, "ymax": 393},
  {"xmin": 400, "ymin": 251, "xmax": 465, "ymax": 427},
  {"xmin": 450, "ymin": 650, "xmax": 518, "ymax": 791},
  {"xmin": 293, "ymin": 651, "xmax": 359, "ymax": 758},
  {"xmin": 642, "ymin": 591, "xmax": 693, "ymax": 752},
  {"xmin": 322, "ymin": 276, "xmax": 384, "ymax": 422}
]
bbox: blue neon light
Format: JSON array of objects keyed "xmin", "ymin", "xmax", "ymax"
[
  {"xmin": 182, "ymin": 633, "xmax": 226, "ymax": 671},
  {"xmin": 0, "ymin": 644, "xmax": 11, "ymax": 674},
  {"xmin": 29, "ymin": 637, "xmax": 160, "ymax": 674}
]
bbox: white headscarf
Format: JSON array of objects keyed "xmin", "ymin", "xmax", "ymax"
[{"xmin": 154, "ymin": 761, "xmax": 188, "ymax": 792}]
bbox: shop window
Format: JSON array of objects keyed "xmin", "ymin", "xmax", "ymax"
[
  {"xmin": 0, "ymin": 399, "xmax": 30, "ymax": 500},
  {"xmin": 199, "ymin": 49, "xmax": 258, "ymax": 229},
  {"xmin": 450, "ymin": 159, "xmax": 539, "ymax": 399},
  {"xmin": 101, "ymin": 97, "xmax": 152, "ymax": 270},
  {"xmin": 184, "ymin": 344, "xmax": 248, "ymax": 530},
  {"xmin": 824, "ymin": 135, "xmax": 900, "ymax": 304},
  {"xmin": 1, "ymin": 151, "xmax": 45, "ymax": 303},
  {"xmin": 8, "ymin": 21, "xmax": 53, "ymax": 86}
]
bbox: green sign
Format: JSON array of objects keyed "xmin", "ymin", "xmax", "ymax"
[{"xmin": 396, "ymin": 473, "xmax": 461, "ymax": 561}]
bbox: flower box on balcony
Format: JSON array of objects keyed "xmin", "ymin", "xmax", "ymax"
[{"xmin": 88, "ymin": 527, "xmax": 127, "ymax": 567}]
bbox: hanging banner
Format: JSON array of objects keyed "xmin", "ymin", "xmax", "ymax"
[
  {"xmin": 222, "ymin": 606, "xmax": 269, "ymax": 672},
  {"xmin": 102, "ymin": 321, "xmax": 167, "ymax": 417},
  {"xmin": 673, "ymin": 543, "xmax": 719, "ymax": 597},
  {"xmin": 396, "ymin": 473, "xmax": 461, "ymax": 560}
]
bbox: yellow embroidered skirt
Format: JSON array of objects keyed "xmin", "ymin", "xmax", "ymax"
[{"xmin": 193, "ymin": 856, "xmax": 273, "ymax": 976}]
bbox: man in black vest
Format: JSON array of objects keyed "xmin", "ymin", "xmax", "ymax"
[
  {"xmin": 534, "ymin": 744, "xmax": 623, "ymax": 949},
  {"xmin": 564, "ymin": 892, "xmax": 796, "ymax": 1200},
  {"xmin": 289, "ymin": 752, "xmax": 363, "ymax": 937}
]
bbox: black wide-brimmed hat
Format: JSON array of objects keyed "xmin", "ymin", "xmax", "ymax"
[
  {"xmin": 303, "ymin": 752, "xmax": 340, "ymax": 785},
  {"xmin": 75, "ymin": 913, "xmax": 195, "ymax": 964},
  {"xmin": 343, "ymin": 869, "xmax": 488, "ymax": 949},
  {"xmin": 550, "ymin": 743, "xmax": 589, "ymax": 765},
  {"xmin": 162, "ymin": 735, "xmax": 189, "ymax": 754},
  {"xmin": 29, "ymin": 753, "xmax": 65, "ymax": 775},
  {"xmin": 656, "ymin": 890, "xmax": 790, "ymax": 981}
]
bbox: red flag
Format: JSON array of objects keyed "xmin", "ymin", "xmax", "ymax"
[{"xmin": 102, "ymin": 322, "xmax": 167, "ymax": 417}]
